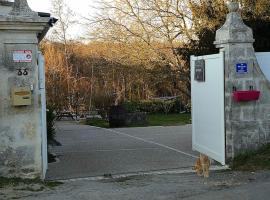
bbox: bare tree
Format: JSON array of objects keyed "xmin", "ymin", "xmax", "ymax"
[
  {"xmin": 50, "ymin": 0, "xmax": 76, "ymax": 110},
  {"xmin": 87, "ymin": 0, "xmax": 194, "ymax": 101}
]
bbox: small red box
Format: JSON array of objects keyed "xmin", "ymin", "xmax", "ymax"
[{"xmin": 233, "ymin": 90, "xmax": 261, "ymax": 102}]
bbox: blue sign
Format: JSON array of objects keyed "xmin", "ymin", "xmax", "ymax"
[{"xmin": 236, "ymin": 63, "xmax": 248, "ymax": 74}]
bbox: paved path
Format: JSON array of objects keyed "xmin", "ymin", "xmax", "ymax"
[
  {"xmin": 46, "ymin": 122, "xmax": 197, "ymax": 180},
  {"xmin": 3, "ymin": 171, "xmax": 270, "ymax": 200}
]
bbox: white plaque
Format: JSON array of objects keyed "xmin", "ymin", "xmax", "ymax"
[{"xmin": 13, "ymin": 50, "xmax": 32, "ymax": 63}]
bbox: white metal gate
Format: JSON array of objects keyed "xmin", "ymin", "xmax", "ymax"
[{"xmin": 191, "ymin": 52, "xmax": 225, "ymax": 165}]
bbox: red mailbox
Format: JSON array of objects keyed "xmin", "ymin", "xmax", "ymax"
[{"xmin": 233, "ymin": 90, "xmax": 261, "ymax": 102}]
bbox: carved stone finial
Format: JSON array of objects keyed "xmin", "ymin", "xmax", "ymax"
[
  {"xmin": 9, "ymin": 0, "xmax": 38, "ymax": 17},
  {"xmin": 227, "ymin": 1, "xmax": 239, "ymax": 13},
  {"xmin": 214, "ymin": 0, "xmax": 254, "ymax": 47}
]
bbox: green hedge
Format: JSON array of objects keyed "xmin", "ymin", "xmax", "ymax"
[{"xmin": 121, "ymin": 99, "xmax": 189, "ymax": 114}]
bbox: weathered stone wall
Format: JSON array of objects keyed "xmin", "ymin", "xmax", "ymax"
[
  {"xmin": 215, "ymin": 2, "xmax": 270, "ymax": 162},
  {"xmin": 0, "ymin": 1, "xmax": 50, "ymax": 178},
  {"xmin": 0, "ymin": 35, "xmax": 42, "ymax": 178}
]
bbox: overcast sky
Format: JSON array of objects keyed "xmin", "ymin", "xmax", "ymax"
[
  {"xmin": 27, "ymin": 0, "xmax": 97, "ymax": 39},
  {"xmin": 28, "ymin": 0, "xmax": 95, "ymax": 16}
]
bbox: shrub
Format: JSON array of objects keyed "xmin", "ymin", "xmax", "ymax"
[
  {"xmin": 171, "ymin": 97, "xmax": 186, "ymax": 113},
  {"xmin": 121, "ymin": 99, "xmax": 189, "ymax": 114},
  {"xmin": 121, "ymin": 101, "xmax": 140, "ymax": 113},
  {"xmin": 108, "ymin": 105, "xmax": 147, "ymax": 127},
  {"xmin": 47, "ymin": 106, "xmax": 56, "ymax": 142},
  {"xmin": 92, "ymin": 92, "xmax": 115, "ymax": 119}
]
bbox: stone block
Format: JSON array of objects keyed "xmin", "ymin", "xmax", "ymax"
[
  {"xmin": 245, "ymin": 80, "xmax": 255, "ymax": 90},
  {"xmin": 230, "ymin": 47, "xmax": 245, "ymax": 58},
  {"xmin": 242, "ymin": 107, "xmax": 255, "ymax": 121},
  {"xmin": 16, "ymin": 146, "xmax": 35, "ymax": 166},
  {"xmin": 225, "ymin": 96, "xmax": 232, "ymax": 106},
  {"xmin": 225, "ymin": 145, "xmax": 234, "ymax": 163},
  {"xmin": 225, "ymin": 120, "xmax": 232, "ymax": 132},
  {"xmin": 246, "ymin": 47, "xmax": 256, "ymax": 57},
  {"xmin": 231, "ymin": 120, "xmax": 260, "ymax": 155},
  {"xmin": 226, "ymin": 132, "xmax": 233, "ymax": 141},
  {"xmin": 255, "ymin": 106, "xmax": 270, "ymax": 119},
  {"xmin": 259, "ymin": 84, "xmax": 270, "ymax": 103},
  {"xmin": 260, "ymin": 120, "xmax": 270, "ymax": 143},
  {"xmin": 230, "ymin": 107, "xmax": 241, "ymax": 121},
  {"xmin": 226, "ymin": 145, "xmax": 233, "ymax": 156},
  {"xmin": 0, "ymin": 147, "xmax": 13, "ymax": 166}
]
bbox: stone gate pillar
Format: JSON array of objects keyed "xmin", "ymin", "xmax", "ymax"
[
  {"xmin": 214, "ymin": 1, "xmax": 270, "ymax": 162},
  {"xmin": 0, "ymin": 0, "xmax": 54, "ymax": 178}
]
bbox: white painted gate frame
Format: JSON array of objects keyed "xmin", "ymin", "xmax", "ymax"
[
  {"xmin": 191, "ymin": 52, "xmax": 225, "ymax": 165},
  {"xmin": 38, "ymin": 52, "xmax": 47, "ymax": 179}
]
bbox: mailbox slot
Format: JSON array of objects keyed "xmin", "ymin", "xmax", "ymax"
[
  {"xmin": 194, "ymin": 59, "xmax": 205, "ymax": 82},
  {"xmin": 11, "ymin": 87, "xmax": 32, "ymax": 106}
]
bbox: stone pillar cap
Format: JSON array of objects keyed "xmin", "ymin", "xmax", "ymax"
[
  {"xmin": 9, "ymin": 0, "xmax": 38, "ymax": 17},
  {"xmin": 227, "ymin": 1, "xmax": 239, "ymax": 12},
  {"xmin": 214, "ymin": 1, "xmax": 254, "ymax": 47}
]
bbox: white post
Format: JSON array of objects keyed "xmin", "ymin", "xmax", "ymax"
[{"xmin": 38, "ymin": 52, "xmax": 48, "ymax": 179}]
